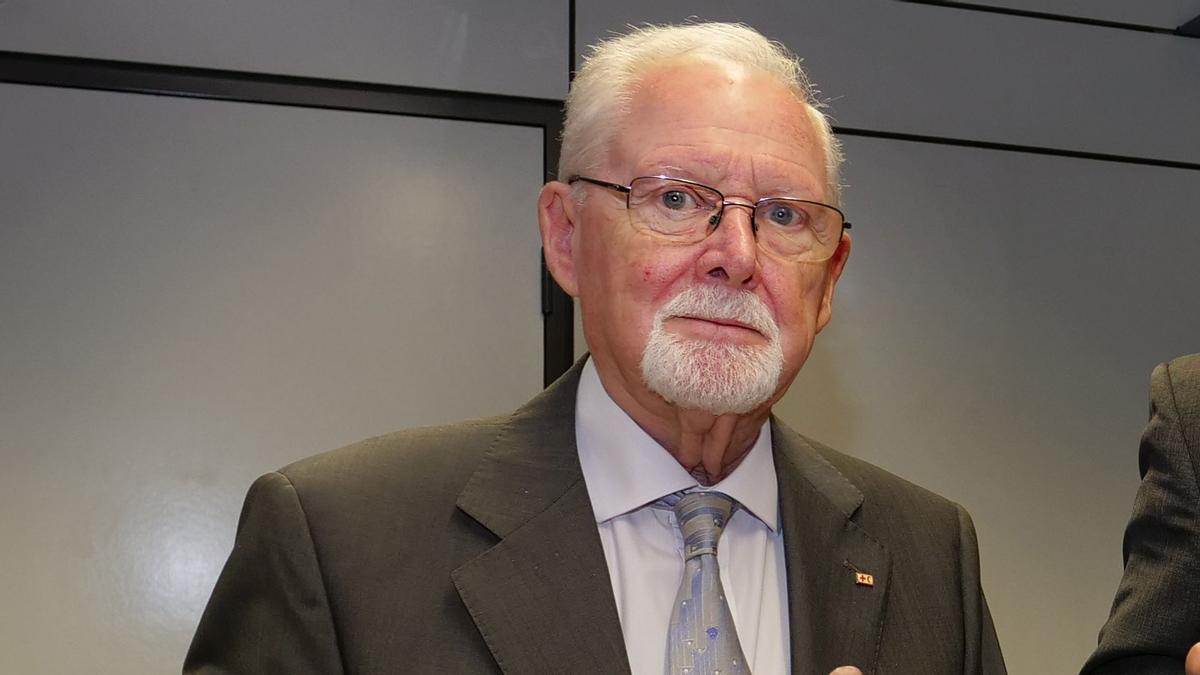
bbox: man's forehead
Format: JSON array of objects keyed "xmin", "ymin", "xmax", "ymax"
[
  {"xmin": 605, "ymin": 60, "xmax": 825, "ymax": 194},
  {"xmin": 628, "ymin": 57, "xmax": 805, "ymax": 109},
  {"xmin": 611, "ymin": 148, "xmax": 826, "ymax": 203},
  {"xmin": 617, "ymin": 60, "xmax": 816, "ymax": 145},
  {"xmin": 642, "ymin": 151, "xmax": 732, "ymax": 176}
]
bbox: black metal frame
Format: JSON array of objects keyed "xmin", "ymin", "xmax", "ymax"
[
  {"xmin": 834, "ymin": 125, "xmax": 1200, "ymax": 172},
  {"xmin": 566, "ymin": 175, "xmax": 852, "ymax": 262},
  {"xmin": 1178, "ymin": 12, "xmax": 1200, "ymax": 38},
  {"xmin": 0, "ymin": 49, "xmax": 578, "ymax": 386},
  {"xmin": 567, "ymin": 175, "xmax": 851, "ymax": 225},
  {"xmin": 896, "ymin": 0, "xmax": 1199, "ymax": 37}
]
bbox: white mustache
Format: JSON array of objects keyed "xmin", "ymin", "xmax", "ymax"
[{"xmin": 656, "ymin": 285, "xmax": 779, "ymax": 341}]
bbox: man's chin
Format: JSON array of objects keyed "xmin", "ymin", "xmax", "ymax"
[
  {"xmin": 642, "ymin": 354, "xmax": 781, "ymax": 415},
  {"xmin": 660, "ymin": 395, "xmax": 771, "ymax": 417},
  {"xmin": 678, "ymin": 398, "xmax": 769, "ymax": 417},
  {"xmin": 640, "ymin": 321, "xmax": 785, "ymax": 415}
]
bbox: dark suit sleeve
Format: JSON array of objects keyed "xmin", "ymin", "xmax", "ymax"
[
  {"xmin": 184, "ymin": 472, "xmax": 345, "ymax": 674},
  {"xmin": 1081, "ymin": 359, "xmax": 1200, "ymax": 675},
  {"xmin": 956, "ymin": 503, "xmax": 1007, "ymax": 675}
]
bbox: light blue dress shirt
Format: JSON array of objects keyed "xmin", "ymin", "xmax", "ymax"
[{"xmin": 575, "ymin": 360, "xmax": 791, "ymax": 674}]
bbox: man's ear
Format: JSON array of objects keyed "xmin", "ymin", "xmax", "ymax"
[
  {"xmin": 537, "ymin": 180, "xmax": 581, "ymax": 297},
  {"xmin": 814, "ymin": 231, "xmax": 851, "ymax": 333}
]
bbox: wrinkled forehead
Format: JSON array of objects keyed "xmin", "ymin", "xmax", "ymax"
[
  {"xmin": 607, "ymin": 58, "xmax": 827, "ymax": 194},
  {"xmin": 626, "ymin": 57, "xmax": 810, "ymax": 123}
]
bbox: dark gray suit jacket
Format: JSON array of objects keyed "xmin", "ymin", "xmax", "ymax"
[
  {"xmin": 1082, "ymin": 353, "xmax": 1200, "ymax": 674},
  {"xmin": 185, "ymin": 361, "xmax": 1005, "ymax": 674}
]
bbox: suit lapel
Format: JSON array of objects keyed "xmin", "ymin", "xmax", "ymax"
[
  {"xmin": 452, "ymin": 360, "xmax": 630, "ymax": 674},
  {"xmin": 773, "ymin": 419, "xmax": 891, "ymax": 674}
]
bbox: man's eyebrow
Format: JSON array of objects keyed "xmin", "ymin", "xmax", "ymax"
[
  {"xmin": 643, "ymin": 161, "xmax": 724, "ymax": 182},
  {"xmin": 653, "ymin": 164, "xmax": 707, "ymax": 180}
]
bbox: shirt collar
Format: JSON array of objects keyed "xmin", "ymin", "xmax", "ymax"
[{"xmin": 574, "ymin": 358, "xmax": 779, "ymax": 531}]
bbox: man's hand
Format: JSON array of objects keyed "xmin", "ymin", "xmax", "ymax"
[
  {"xmin": 1186, "ymin": 642, "xmax": 1200, "ymax": 675},
  {"xmin": 830, "ymin": 667, "xmax": 862, "ymax": 675}
]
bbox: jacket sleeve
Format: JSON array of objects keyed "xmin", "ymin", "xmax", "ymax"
[
  {"xmin": 956, "ymin": 503, "xmax": 1007, "ymax": 675},
  {"xmin": 1081, "ymin": 359, "xmax": 1200, "ymax": 674},
  {"xmin": 184, "ymin": 472, "xmax": 345, "ymax": 674}
]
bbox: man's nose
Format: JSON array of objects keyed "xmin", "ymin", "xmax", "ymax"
[{"xmin": 699, "ymin": 202, "xmax": 759, "ymax": 287}]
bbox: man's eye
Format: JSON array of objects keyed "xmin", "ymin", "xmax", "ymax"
[
  {"xmin": 660, "ymin": 189, "xmax": 695, "ymax": 210},
  {"xmin": 766, "ymin": 204, "xmax": 805, "ymax": 226}
]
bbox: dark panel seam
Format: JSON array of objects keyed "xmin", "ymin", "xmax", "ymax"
[
  {"xmin": 895, "ymin": 0, "xmax": 1188, "ymax": 37},
  {"xmin": 835, "ymin": 126, "xmax": 1200, "ymax": 172}
]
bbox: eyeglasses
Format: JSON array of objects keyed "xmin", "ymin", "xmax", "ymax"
[{"xmin": 567, "ymin": 175, "xmax": 850, "ymax": 262}]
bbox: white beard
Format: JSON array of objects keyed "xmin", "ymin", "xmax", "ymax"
[{"xmin": 639, "ymin": 285, "xmax": 784, "ymax": 414}]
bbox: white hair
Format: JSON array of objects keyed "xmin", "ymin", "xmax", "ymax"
[
  {"xmin": 559, "ymin": 21, "xmax": 843, "ymax": 205},
  {"xmin": 640, "ymin": 285, "xmax": 784, "ymax": 414}
]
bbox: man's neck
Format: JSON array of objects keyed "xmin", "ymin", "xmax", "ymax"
[
  {"xmin": 671, "ymin": 407, "xmax": 769, "ymax": 485},
  {"xmin": 590, "ymin": 357, "xmax": 773, "ymax": 485}
]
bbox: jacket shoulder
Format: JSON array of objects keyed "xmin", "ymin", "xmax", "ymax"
[
  {"xmin": 781, "ymin": 425, "xmax": 971, "ymax": 550},
  {"xmin": 811, "ymin": 432, "xmax": 962, "ymax": 514},
  {"xmin": 271, "ymin": 414, "xmax": 510, "ymax": 516},
  {"xmin": 285, "ymin": 415, "xmax": 506, "ymax": 477},
  {"xmin": 1153, "ymin": 354, "xmax": 1200, "ymax": 457},
  {"xmin": 1159, "ymin": 354, "xmax": 1200, "ymax": 410},
  {"xmin": 1163, "ymin": 352, "xmax": 1200, "ymax": 377}
]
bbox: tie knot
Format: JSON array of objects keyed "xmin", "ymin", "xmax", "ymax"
[{"xmin": 667, "ymin": 491, "xmax": 736, "ymax": 560}]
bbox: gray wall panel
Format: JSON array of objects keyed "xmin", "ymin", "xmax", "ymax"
[
  {"xmin": 0, "ymin": 83, "xmax": 545, "ymax": 673},
  {"xmin": 576, "ymin": 0, "xmax": 1200, "ymax": 163},
  {"xmin": 0, "ymin": 0, "xmax": 568, "ymax": 99},
  {"xmin": 4, "ymin": 3, "xmax": 1199, "ymax": 673},
  {"xmin": 777, "ymin": 135, "xmax": 1200, "ymax": 675}
]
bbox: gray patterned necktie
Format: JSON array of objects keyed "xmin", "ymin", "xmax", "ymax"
[{"xmin": 661, "ymin": 490, "xmax": 750, "ymax": 675}]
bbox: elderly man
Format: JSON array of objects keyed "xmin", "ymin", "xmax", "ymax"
[{"xmin": 186, "ymin": 22, "xmax": 1004, "ymax": 675}]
